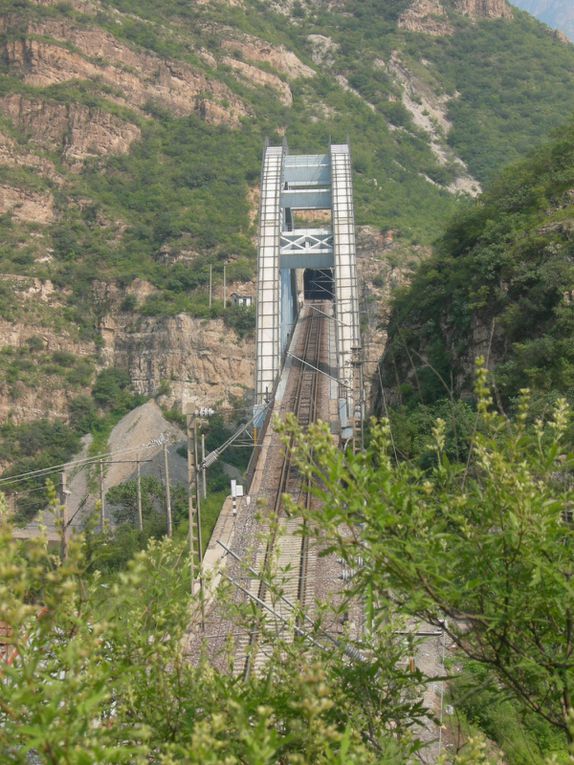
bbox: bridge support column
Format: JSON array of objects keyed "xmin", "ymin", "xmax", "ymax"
[
  {"xmin": 331, "ymin": 145, "xmax": 360, "ymax": 436},
  {"xmin": 255, "ymin": 146, "xmax": 283, "ymax": 421}
]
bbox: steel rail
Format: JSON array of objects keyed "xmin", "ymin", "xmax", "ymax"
[{"xmin": 241, "ymin": 303, "xmax": 325, "ymax": 680}]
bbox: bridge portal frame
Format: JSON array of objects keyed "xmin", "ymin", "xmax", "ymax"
[{"xmin": 254, "ymin": 143, "xmax": 360, "ymax": 434}]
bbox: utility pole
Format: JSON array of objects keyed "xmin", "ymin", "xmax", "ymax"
[
  {"xmin": 185, "ymin": 406, "xmax": 213, "ymax": 623},
  {"xmin": 194, "ymin": 418, "xmax": 206, "ymax": 632},
  {"xmin": 163, "ymin": 442, "xmax": 173, "ymax": 537},
  {"xmin": 99, "ymin": 458, "xmax": 151, "ymax": 531},
  {"xmin": 99, "ymin": 460, "xmax": 105, "ymax": 531},
  {"xmin": 209, "ymin": 264, "xmax": 213, "ymax": 308},
  {"xmin": 186, "ymin": 414, "xmax": 196, "ymax": 587},
  {"xmin": 360, "ymin": 356, "xmax": 365, "ymax": 451},
  {"xmin": 357, "ymin": 345, "xmax": 365, "ymax": 451},
  {"xmin": 201, "ymin": 432, "xmax": 207, "ymax": 499},
  {"xmin": 136, "ymin": 455, "xmax": 143, "ymax": 532},
  {"xmin": 194, "ymin": 420, "xmax": 204, "ymax": 567},
  {"xmin": 223, "ymin": 263, "xmax": 227, "ymax": 308},
  {"xmin": 59, "ymin": 471, "xmax": 69, "ymax": 560}
]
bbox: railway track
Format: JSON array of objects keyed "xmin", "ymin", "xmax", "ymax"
[{"xmin": 234, "ymin": 302, "xmax": 328, "ymax": 678}]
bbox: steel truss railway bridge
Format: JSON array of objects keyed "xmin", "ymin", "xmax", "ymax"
[
  {"xmin": 189, "ymin": 143, "xmax": 364, "ymax": 673},
  {"xmin": 254, "ymin": 142, "xmax": 361, "ymax": 440}
]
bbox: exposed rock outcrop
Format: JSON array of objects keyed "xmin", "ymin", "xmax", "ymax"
[
  {"xmin": 1, "ymin": 18, "xmax": 249, "ymax": 126},
  {"xmin": 386, "ymin": 53, "xmax": 481, "ymax": 195},
  {"xmin": 398, "ymin": 0, "xmax": 454, "ymax": 35},
  {"xmin": 30, "ymin": 0, "xmax": 99, "ymax": 10},
  {"xmin": 0, "ymin": 272, "xmax": 256, "ymax": 425},
  {"xmin": 223, "ymin": 57, "xmax": 293, "ymax": 106},
  {"xmin": 398, "ymin": 0, "xmax": 512, "ymax": 33},
  {"xmin": 0, "ymin": 95, "xmax": 141, "ymax": 166},
  {"xmin": 0, "ymin": 184, "xmax": 55, "ymax": 223},
  {"xmin": 553, "ymin": 29, "xmax": 571, "ymax": 44},
  {"xmin": 197, "ymin": 0, "xmax": 245, "ymax": 5},
  {"xmin": 454, "ymin": 0, "xmax": 513, "ymax": 19},
  {"xmin": 355, "ymin": 226, "xmax": 425, "ymax": 409},
  {"xmin": 307, "ymin": 34, "xmax": 338, "ymax": 66},
  {"xmin": 0, "ymin": 130, "xmax": 61, "ymax": 181},
  {"xmin": 105, "ymin": 314, "xmax": 255, "ymax": 411},
  {"xmin": 221, "ymin": 37, "xmax": 315, "ymax": 79}
]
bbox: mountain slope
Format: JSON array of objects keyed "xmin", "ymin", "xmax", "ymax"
[
  {"xmin": 1, "ymin": 0, "xmax": 574, "ymax": 491},
  {"xmin": 511, "ymin": 0, "xmax": 574, "ymax": 41},
  {"xmin": 381, "ymin": 119, "xmax": 574, "ymax": 409}
]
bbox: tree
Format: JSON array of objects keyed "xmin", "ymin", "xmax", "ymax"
[
  {"xmin": 282, "ymin": 360, "xmax": 574, "ymax": 743},
  {"xmin": 223, "ymin": 304, "xmax": 256, "ymax": 339},
  {"xmin": 106, "ymin": 475, "xmax": 164, "ymax": 525},
  {"xmin": 0, "ymin": 487, "xmax": 423, "ymax": 763},
  {"xmin": 92, "ymin": 368, "xmax": 134, "ymax": 411}
]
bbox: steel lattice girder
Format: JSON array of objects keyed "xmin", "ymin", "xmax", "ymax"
[{"xmin": 280, "ymin": 230, "xmax": 333, "ymax": 254}]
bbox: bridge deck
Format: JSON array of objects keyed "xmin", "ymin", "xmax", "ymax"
[{"xmin": 186, "ymin": 302, "xmax": 349, "ymax": 670}]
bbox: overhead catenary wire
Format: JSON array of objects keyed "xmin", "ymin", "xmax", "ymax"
[
  {"xmin": 217, "ymin": 539, "xmax": 366, "ymax": 663},
  {"xmin": 1, "ymin": 401, "xmax": 269, "ymax": 493},
  {"xmin": 0, "ymin": 434, "xmax": 169, "ymax": 489},
  {"xmin": 199, "ymin": 399, "xmax": 273, "ymax": 470}
]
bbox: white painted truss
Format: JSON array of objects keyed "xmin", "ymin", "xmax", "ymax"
[
  {"xmin": 280, "ymin": 230, "xmax": 333, "ymax": 254},
  {"xmin": 331, "ymin": 144, "xmax": 361, "ymax": 417},
  {"xmin": 254, "ymin": 143, "xmax": 360, "ymax": 434}
]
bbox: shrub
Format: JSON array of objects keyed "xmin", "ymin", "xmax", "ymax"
[
  {"xmin": 223, "ymin": 304, "xmax": 256, "ymax": 338},
  {"xmin": 92, "ymin": 368, "xmax": 142, "ymax": 413}
]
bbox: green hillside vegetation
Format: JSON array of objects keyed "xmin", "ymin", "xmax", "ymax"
[
  {"xmin": 4, "ymin": 1, "xmax": 574, "ymax": 756},
  {"xmin": 280, "ymin": 374, "xmax": 574, "ymax": 761},
  {"xmin": 382, "ymin": 119, "xmax": 574, "ymax": 422},
  {"xmin": 3, "ymin": 369, "xmax": 574, "ymax": 763},
  {"xmin": 2, "ymin": 0, "xmax": 574, "ymax": 315},
  {"xmin": 400, "ymin": 9, "xmax": 574, "ymax": 181}
]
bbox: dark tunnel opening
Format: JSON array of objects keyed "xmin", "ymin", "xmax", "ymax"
[{"xmin": 304, "ymin": 268, "xmax": 334, "ymax": 301}]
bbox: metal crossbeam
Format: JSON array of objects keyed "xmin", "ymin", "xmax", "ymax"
[
  {"xmin": 280, "ymin": 230, "xmax": 333, "ymax": 255},
  {"xmin": 281, "ymin": 188, "xmax": 331, "ymax": 210}
]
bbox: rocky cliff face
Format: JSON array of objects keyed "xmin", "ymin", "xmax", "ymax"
[
  {"xmin": 0, "ymin": 127, "xmax": 60, "ymax": 180},
  {"xmin": 0, "ymin": 275, "xmax": 255, "ymax": 424},
  {"xmin": 223, "ymin": 57, "xmax": 294, "ymax": 106},
  {"xmin": 0, "ymin": 185, "xmax": 55, "ymax": 223},
  {"xmin": 454, "ymin": 0, "xmax": 512, "ymax": 19},
  {"xmin": 355, "ymin": 227, "xmax": 423, "ymax": 409},
  {"xmin": 0, "ymin": 95, "xmax": 141, "ymax": 166},
  {"xmin": 221, "ymin": 36, "xmax": 315, "ymax": 79},
  {"xmin": 103, "ymin": 312, "xmax": 255, "ymax": 412},
  {"xmin": 398, "ymin": 0, "xmax": 454, "ymax": 36},
  {"xmin": 1, "ymin": 17, "xmax": 250, "ymax": 125},
  {"xmin": 0, "ymin": 0, "xmax": 572, "ymax": 445},
  {"xmin": 399, "ymin": 0, "xmax": 512, "ymax": 34}
]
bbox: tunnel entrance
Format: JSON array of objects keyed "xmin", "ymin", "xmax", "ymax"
[{"xmin": 303, "ymin": 268, "xmax": 334, "ymax": 301}]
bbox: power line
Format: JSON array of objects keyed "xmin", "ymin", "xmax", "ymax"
[
  {"xmin": 0, "ymin": 434, "xmax": 169, "ymax": 489},
  {"xmin": 200, "ymin": 399, "xmax": 272, "ymax": 470}
]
